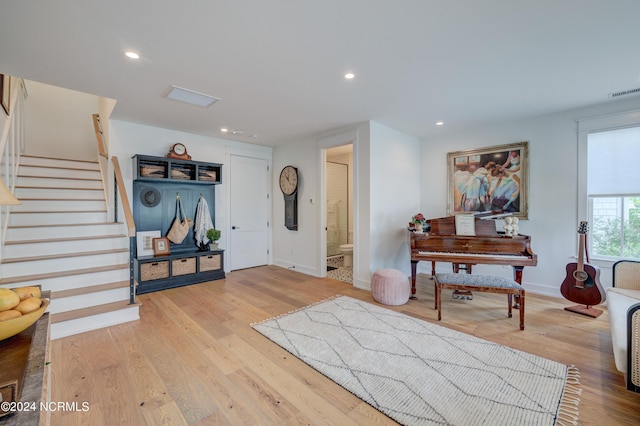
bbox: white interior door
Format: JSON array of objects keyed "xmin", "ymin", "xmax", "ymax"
[{"xmin": 229, "ymin": 155, "xmax": 269, "ymax": 270}]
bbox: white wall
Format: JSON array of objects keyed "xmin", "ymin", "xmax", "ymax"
[
  {"xmin": 107, "ymin": 119, "xmax": 273, "ymax": 268},
  {"xmin": 421, "ymin": 96, "xmax": 640, "ymax": 297},
  {"xmin": 23, "ymin": 81, "xmax": 98, "ymax": 160},
  {"xmin": 272, "ymin": 121, "xmax": 421, "ymax": 289},
  {"xmin": 369, "ymin": 121, "xmax": 421, "ymax": 276}
]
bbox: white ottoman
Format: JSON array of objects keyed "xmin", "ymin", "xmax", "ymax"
[{"xmin": 372, "ymin": 269, "xmax": 410, "ymax": 306}]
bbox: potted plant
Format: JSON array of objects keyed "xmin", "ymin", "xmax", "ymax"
[
  {"xmin": 206, "ymin": 228, "xmax": 221, "ymax": 250},
  {"xmin": 411, "ymin": 213, "xmax": 426, "ymax": 232}
]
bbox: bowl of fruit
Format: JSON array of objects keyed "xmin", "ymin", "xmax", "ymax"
[{"xmin": 0, "ymin": 286, "xmax": 49, "ymax": 341}]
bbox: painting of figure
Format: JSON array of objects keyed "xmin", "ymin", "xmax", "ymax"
[{"xmin": 447, "ymin": 142, "xmax": 529, "ymax": 219}]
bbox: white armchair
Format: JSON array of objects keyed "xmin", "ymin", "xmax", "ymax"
[{"xmin": 606, "ymin": 260, "xmax": 640, "ymax": 392}]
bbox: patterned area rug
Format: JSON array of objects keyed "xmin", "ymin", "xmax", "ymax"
[{"xmin": 252, "ymin": 296, "xmax": 581, "ymax": 426}]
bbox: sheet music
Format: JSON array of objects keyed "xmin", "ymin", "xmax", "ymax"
[{"xmin": 455, "ymin": 213, "xmax": 476, "ymax": 236}]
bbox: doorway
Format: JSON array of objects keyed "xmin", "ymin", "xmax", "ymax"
[{"xmin": 325, "ymin": 144, "xmax": 353, "ymax": 283}]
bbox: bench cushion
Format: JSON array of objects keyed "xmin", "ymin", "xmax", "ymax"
[{"xmin": 435, "ymin": 273, "xmax": 521, "ymax": 289}]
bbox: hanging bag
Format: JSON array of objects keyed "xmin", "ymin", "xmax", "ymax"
[{"xmin": 167, "ymin": 195, "xmax": 193, "ymax": 244}]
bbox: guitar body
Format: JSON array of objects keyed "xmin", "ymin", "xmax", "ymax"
[{"xmin": 560, "ymin": 262, "xmax": 605, "ymax": 306}]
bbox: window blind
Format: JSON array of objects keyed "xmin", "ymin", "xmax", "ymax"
[{"xmin": 587, "ymin": 126, "xmax": 640, "ymax": 196}]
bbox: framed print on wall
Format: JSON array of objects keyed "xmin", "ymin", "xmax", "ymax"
[
  {"xmin": 1, "ymin": 74, "xmax": 10, "ymax": 115},
  {"xmin": 152, "ymin": 237, "xmax": 170, "ymax": 257},
  {"xmin": 136, "ymin": 230, "xmax": 161, "ymax": 257},
  {"xmin": 447, "ymin": 141, "xmax": 529, "ymax": 219}
]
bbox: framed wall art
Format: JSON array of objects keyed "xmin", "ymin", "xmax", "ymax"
[
  {"xmin": 152, "ymin": 237, "xmax": 170, "ymax": 257},
  {"xmin": 447, "ymin": 141, "xmax": 529, "ymax": 219},
  {"xmin": 1, "ymin": 74, "xmax": 10, "ymax": 115},
  {"xmin": 136, "ymin": 230, "xmax": 161, "ymax": 257}
]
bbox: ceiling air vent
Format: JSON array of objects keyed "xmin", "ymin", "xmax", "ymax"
[
  {"xmin": 609, "ymin": 87, "xmax": 640, "ymax": 98},
  {"xmin": 166, "ymin": 86, "xmax": 220, "ymax": 107}
]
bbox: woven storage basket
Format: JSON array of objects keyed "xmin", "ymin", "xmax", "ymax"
[
  {"xmin": 140, "ymin": 164, "xmax": 165, "ymax": 177},
  {"xmin": 200, "ymin": 254, "xmax": 221, "ymax": 271},
  {"xmin": 172, "ymin": 257, "xmax": 196, "ymax": 276},
  {"xmin": 140, "ymin": 261, "xmax": 169, "ymax": 281}
]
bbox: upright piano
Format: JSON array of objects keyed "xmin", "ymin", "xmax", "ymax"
[{"xmin": 410, "ymin": 215, "xmax": 537, "ymax": 298}]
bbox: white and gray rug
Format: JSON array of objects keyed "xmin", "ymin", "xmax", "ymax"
[{"xmin": 252, "ymin": 295, "xmax": 581, "ymax": 426}]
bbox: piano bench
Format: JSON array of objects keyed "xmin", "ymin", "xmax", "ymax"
[{"xmin": 434, "ymin": 273, "xmax": 525, "ymax": 330}]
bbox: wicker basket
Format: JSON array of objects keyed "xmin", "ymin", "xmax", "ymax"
[
  {"xmin": 140, "ymin": 164, "xmax": 166, "ymax": 178},
  {"xmin": 200, "ymin": 254, "xmax": 221, "ymax": 272},
  {"xmin": 172, "ymin": 257, "xmax": 196, "ymax": 276},
  {"xmin": 140, "ymin": 261, "xmax": 169, "ymax": 281}
]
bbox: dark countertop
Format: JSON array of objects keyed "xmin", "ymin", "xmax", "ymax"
[{"xmin": 0, "ymin": 293, "xmax": 51, "ymax": 426}]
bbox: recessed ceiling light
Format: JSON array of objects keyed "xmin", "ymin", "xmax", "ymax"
[
  {"xmin": 344, "ymin": 72, "xmax": 355, "ymax": 79},
  {"xmin": 125, "ymin": 51, "xmax": 139, "ymax": 59},
  {"xmin": 436, "ymin": 121, "xmax": 444, "ymax": 126},
  {"xmin": 166, "ymin": 85, "xmax": 220, "ymax": 108},
  {"xmin": 231, "ymin": 130, "xmax": 244, "ymax": 135},
  {"xmin": 220, "ymin": 128, "xmax": 228, "ymax": 133}
]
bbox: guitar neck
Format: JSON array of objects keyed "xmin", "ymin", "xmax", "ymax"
[{"xmin": 577, "ymin": 234, "xmax": 585, "ymax": 271}]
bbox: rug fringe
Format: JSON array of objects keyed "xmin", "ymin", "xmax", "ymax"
[
  {"xmin": 250, "ymin": 294, "xmax": 344, "ymax": 326},
  {"xmin": 555, "ymin": 365, "xmax": 582, "ymax": 426}
]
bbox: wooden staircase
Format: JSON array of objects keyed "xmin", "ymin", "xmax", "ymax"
[{"xmin": 0, "ymin": 155, "xmax": 139, "ymax": 339}]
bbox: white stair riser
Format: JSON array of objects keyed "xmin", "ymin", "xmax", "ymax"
[
  {"xmin": 4, "ymin": 237, "xmax": 129, "ymax": 259},
  {"xmin": 4, "ymin": 269, "xmax": 130, "ymax": 292},
  {"xmin": 2, "ymin": 251, "xmax": 130, "ymax": 277},
  {"xmin": 15, "ymin": 187, "xmax": 104, "ymax": 200},
  {"xmin": 16, "ymin": 177, "xmax": 103, "ymax": 189},
  {"xmin": 50, "ymin": 305, "xmax": 140, "ymax": 340},
  {"xmin": 20, "ymin": 157, "xmax": 99, "ymax": 171},
  {"xmin": 11, "ymin": 199, "xmax": 106, "ymax": 212},
  {"xmin": 50, "ymin": 287, "xmax": 131, "ymax": 314},
  {"xmin": 19, "ymin": 166, "xmax": 101, "ymax": 180},
  {"xmin": 6, "ymin": 223, "xmax": 126, "ymax": 240},
  {"xmin": 9, "ymin": 211, "xmax": 107, "ymax": 226}
]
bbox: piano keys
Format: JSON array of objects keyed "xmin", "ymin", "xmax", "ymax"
[{"xmin": 410, "ymin": 215, "xmax": 537, "ymax": 298}]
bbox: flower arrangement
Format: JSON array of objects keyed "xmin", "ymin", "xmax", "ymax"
[{"xmin": 411, "ymin": 213, "xmax": 426, "ymax": 225}]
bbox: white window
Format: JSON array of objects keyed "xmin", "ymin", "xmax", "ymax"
[{"xmin": 580, "ymin": 114, "xmax": 640, "ymax": 260}]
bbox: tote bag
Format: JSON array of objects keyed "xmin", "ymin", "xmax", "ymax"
[{"xmin": 167, "ymin": 195, "xmax": 193, "ymax": 244}]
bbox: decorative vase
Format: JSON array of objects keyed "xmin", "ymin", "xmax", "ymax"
[{"xmin": 415, "ymin": 222, "xmax": 423, "ymax": 232}]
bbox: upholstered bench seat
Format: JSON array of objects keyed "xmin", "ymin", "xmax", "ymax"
[{"xmin": 434, "ymin": 273, "xmax": 525, "ymax": 330}]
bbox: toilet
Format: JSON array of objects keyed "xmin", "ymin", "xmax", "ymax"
[{"xmin": 339, "ymin": 244, "xmax": 353, "ymax": 267}]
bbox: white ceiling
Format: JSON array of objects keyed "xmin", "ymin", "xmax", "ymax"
[{"xmin": 2, "ymin": 1, "xmax": 640, "ymax": 146}]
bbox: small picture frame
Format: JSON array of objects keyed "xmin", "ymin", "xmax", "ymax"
[
  {"xmin": 136, "ymin": 230, "xmax": 161, "ymax": 257},
  {"xmin": 152, "ymin": 237, "xmax": 170, "ymax": 257}
]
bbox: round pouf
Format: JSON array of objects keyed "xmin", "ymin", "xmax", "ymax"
[{"xmin": 371, "ymin": 269, "xmax": 410, "ymax": 306}]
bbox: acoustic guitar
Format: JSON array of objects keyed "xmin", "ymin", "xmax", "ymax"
[{"xmin": 560, "ymin": 221, "xmax": 606, "ymax": 317}]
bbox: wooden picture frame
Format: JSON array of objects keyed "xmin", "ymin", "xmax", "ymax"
[
  {"xmin": 0, "ymin": 74, "xmax": 10, "ymax": 115},
  {"xmin": 447, "ymin": 141, "xmax": 529, "ymax": 219},
  {"xmin": 152, "ymin": 237, "xmax": 170, "ymax": 257}
]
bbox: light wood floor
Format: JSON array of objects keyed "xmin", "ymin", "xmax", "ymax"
[{"xmin": 50, "ymin": 266, "xmax": 639, "ymax": 425}]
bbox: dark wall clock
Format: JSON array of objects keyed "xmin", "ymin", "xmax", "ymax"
[{"xmin": 279, "ymin": 165, "xmax": 298, "ymax": 230}]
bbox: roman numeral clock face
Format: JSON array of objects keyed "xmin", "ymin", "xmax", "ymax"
[
  {"xmin": 279, "ymin": 166, "xmax": 298, "ymax": 195},
  {"xmin": 279, "ymin": 166, "xmax": 298, "ymax": 230}
]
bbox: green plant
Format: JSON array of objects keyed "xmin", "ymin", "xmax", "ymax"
[{"xmin": 206, "ymin": 228, "xmax": 221, "ymax": 242}]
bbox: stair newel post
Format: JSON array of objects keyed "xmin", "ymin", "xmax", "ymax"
[{"xmin": 129, "ymin": 236, "xmax": 136, "ymax": 304}]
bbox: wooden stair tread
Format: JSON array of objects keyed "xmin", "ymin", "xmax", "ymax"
[
  {"xmin": 21, "ymin": 154, "xmax": 98, "ymax": 164},
  {"xmin": 11, "ymin": 209, "xmax": 107, "ymax": 214},
  {"xmin": 4, "ymin": 234, "xmax": 127, "ymax": 245},
  {"xmin": 53, "ymin": 280, "xmax": 131, "ymax": 299},
  {"xmin": 17, "ymin": 198, "xmax": 105, "ymax": 201},
  {"xmin": 2, "ymin": 248, "xmax": 128, "ymax": 264},
  {"xmin": 19, "ymin": 163, "xmax": 100, "ymax": 172},
  {"xmin": 7, "ymin": 222, "xmax": 124, "ymax": 229},
  {"xmin": 18, "ymin": 174, "xmax": 101, "ymax": 181},
  {"xmin": 0, "ymin": 263, "xmax": 130, "ymax": 285},
  {"xmin": 50, "ymin": 300, "xmax": 140, "ymax": 324},
  {"xmin": 15, "ymin": 185, "xmax": 104, "ymax": 192}
]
